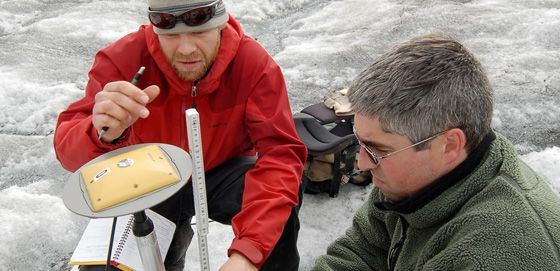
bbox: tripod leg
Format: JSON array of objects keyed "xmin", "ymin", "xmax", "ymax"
[
  {"xmin": 132, "ymin": 211, "xmax": 165, "ymax": 271},
  {"xmin": 164, "ymin": 218, "xmax": 195, "ymax": 271}
]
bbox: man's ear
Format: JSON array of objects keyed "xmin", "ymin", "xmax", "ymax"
[{"xmin": 441, "ymin": 128, "xmax": 468, "ymax": 167}]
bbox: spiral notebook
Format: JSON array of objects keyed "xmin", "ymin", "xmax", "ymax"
[{"xmin": 69, "ymin": 209, "xmax": 176, "ymax": 271}]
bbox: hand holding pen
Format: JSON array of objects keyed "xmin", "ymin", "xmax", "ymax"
[{"xmin": 92, "ymin": 66, "xmax": 160, "ymax": 142}]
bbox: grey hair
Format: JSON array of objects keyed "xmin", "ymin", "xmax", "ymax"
[{"xmin": 348, "ymin": 33, "xmax": 493, "ymax": 152}]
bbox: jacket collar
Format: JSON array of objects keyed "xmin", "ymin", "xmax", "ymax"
[{"xmin": 144, "ymin": 14, "xmax": 243, "ymax": 96}]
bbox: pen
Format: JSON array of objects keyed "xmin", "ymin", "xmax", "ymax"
[{"xmin": 98, "ymin": 66, "xmax": 146, "ymax": 141}]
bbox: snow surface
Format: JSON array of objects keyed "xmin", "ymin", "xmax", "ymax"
[{"xmin": 0, "ymin": 0, "xmax": 559, "ymax": 270}]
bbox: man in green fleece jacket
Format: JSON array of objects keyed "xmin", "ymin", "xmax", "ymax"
[{"xmin": 312, "ymin": 33, "xmax": 560, "ymax": 271}]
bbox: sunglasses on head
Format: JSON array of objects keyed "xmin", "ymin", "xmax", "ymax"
[{"xmin": 148, "ymin": 0, "xmax": 221, "ymax": 29}]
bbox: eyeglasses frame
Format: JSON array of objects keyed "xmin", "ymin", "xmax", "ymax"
[{"xmin": 353, "ymin": 126, "xmax": 446, "ymax": 165}]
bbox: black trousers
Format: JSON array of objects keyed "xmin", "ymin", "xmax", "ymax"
[{"xmin": 82, "ymin": 156, "xmax": 302, "ymax": 271}]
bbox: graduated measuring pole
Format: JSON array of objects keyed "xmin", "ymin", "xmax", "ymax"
[{"xmin": 186, "ymin": 108, "xmax": 210, "ymax": 271}]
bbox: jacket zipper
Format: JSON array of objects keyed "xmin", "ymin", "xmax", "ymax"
[
  {"xmin": 191, "ymin": 82, "xmax": 197, "ymax": 109},
  {"xmin": 180, "ymin": 82, "xmax": 198, "ymax": 149},
  {"xmin": 388, "ymin": 216, "xmax": 408, "ymax": 271}
]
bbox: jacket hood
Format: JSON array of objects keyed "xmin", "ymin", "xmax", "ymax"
[{"xmin": 144, "ymin": 14, "xmax": 243, "ymax": 96}]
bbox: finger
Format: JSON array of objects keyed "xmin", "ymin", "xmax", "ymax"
[
  {"xmin": 103, "ymin": 81, "xmax": 149, "ymax": 105},
  {"xmin": 92, "ymin": 112, "xmax": 123, "ymax": 132},
  {"xmin": 143, "ymin": 85, "xmax": 161, "ymax": 103},
  {"xmin": 100, "ymin": 91, "xmax": 150, "ymax": 119},
  {"xmin": 93, "ymin": 100, "xmax": 134, "ymax": 128},
  {"xmin": 93, "ymin": 100, "xmax": 133, "ymax": 126}
]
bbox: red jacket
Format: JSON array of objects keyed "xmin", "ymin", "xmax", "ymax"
[{"xmin": 54, "ymin": 16, "xmax": 307, "ymax": 267}]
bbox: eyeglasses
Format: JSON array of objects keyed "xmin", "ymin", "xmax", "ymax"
[
  {"xmin": 353, "ymin": 126, "xmax": 445, "ymax": 165},
  {"xmin": 148, "ymin": 0, "xmax": 222, "ymax": 29}
]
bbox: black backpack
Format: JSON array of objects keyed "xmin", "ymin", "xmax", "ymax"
[{"xmin": 294, "ymin": 99, "xmax": 371, "ymax": 198}]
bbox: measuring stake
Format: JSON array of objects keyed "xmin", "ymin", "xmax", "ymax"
[{"xmin": 186, "ymin": 108, "xmax": 210, "ymax": 271}]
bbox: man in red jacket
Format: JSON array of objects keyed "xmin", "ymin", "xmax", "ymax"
[{"xmin": 54, "ymin": 0, "xmax": 307, "ymax": 270}]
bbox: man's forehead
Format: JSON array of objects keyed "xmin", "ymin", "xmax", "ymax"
[
  {"xmin": 354, "ymin": 114, "xmax": 406, "ymax": 146},
  {"xmin": 354, "ymin": 114, "xmax": 382, "ymax": 133}
]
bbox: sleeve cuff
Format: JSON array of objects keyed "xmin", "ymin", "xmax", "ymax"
[
  {"xmin": 228, "ymin": 238, "xmax": 265, "ymax": 268},
  {"xmin": 91, "ymin": 125, "xmax": 133, "ymax": 148}
]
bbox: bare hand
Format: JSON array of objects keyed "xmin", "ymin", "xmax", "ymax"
[
  {"xmin": 92, "ymin": 81, "xmax": 160, "ymax": 142},
  {"xmin": 219, "ymin": 253, "xmax": 258, "ymax": 271}
]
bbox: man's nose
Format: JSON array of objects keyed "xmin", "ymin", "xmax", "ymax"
[{"xmin": 176, "ymin": 34, "xmax": 197, "ymax": 55}]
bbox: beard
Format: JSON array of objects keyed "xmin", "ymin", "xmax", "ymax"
[
  {"xmin": 172, "ymin": 52, "xmax": 210, "ymax": 81},
  {"xmin": 170, "ymin": 37, "xmax": 220, "ymax": 82}
]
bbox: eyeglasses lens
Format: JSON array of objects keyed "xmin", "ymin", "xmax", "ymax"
[
  {"xmin": 183, "ymin": 7, "xmax": 213, "ymax": 26},
  {"xmin": 149, "ymin": 13, "xmax": 177, "ymax": 29},
  {"xmin": 356, "ymin": 139, "xmax": 379, "ymax": 165},
  {"xmin": 364, "ymin": 146, "xmax": 379, "ymax": 165}
]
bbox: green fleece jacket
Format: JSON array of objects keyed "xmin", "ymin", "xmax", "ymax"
[{"xmin": 313, "ymin": 132, "xmax": 560, "ymax": 270}]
